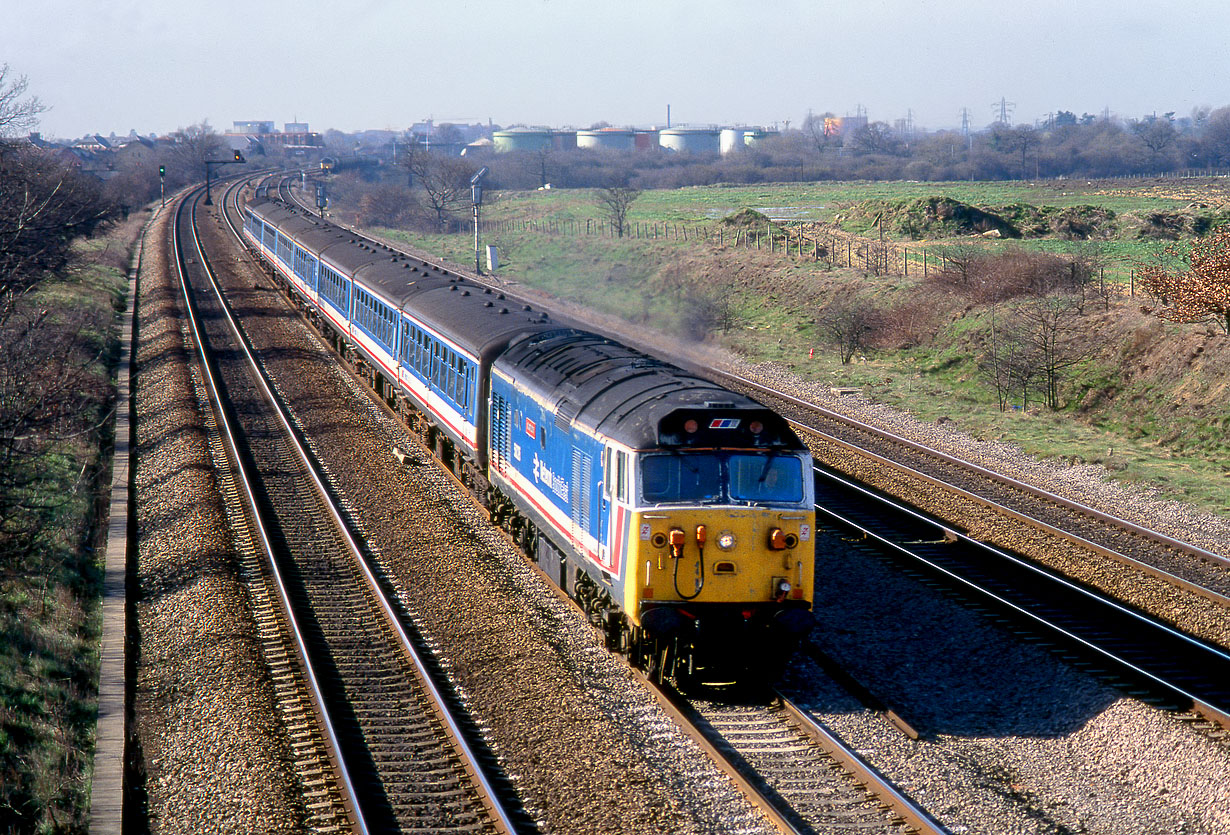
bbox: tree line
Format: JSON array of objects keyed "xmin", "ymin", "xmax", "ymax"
[{"xmin": 321, "ymin": 105, "xmax": 1230, "ymax": 197}]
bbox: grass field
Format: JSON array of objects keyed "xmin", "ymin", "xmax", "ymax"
[{"xmin": 345, "ymin": 177, "xmax": 1230, "ymax": 514}]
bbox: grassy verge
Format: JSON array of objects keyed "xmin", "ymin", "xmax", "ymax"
[{"xmin": 0, "ymin": 213, "xmax": 138, "ymax": 831}]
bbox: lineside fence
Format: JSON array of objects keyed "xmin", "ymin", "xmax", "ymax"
[{"xmin": 469, "ymin": 216, "xmax": 1130, "ymax": 286}]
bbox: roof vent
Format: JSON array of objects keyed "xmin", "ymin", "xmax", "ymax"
[{"xmin": 484, "ymin": 301, "xmax": 493, "ymax": 308}]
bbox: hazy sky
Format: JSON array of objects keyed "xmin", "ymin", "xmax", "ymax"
[{"xmin": 7, "ymin": 0, "xmax": 1230, "ymax": 139}]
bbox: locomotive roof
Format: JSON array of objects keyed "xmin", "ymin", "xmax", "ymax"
[{"xmin": 494, "ymin": 329, "xmax": 804, "ymax": 451}]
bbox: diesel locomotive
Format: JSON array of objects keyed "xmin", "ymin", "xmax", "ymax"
[{"xmin": 241, "ymin": 196, "xmax": 816, "ymax": 684}]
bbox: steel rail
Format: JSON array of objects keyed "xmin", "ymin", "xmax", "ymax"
[
  {"xmin": 775, "ymin": 693, "xmax": 949, "ymax": 835},
  {"xmin": 173, "ymin": 187, "xmax": 367, "ymax": 833},
  {"xmin": 204, "ymin": 180, "xmax": 518, "ymax": 833},
  {"xmin": 789, "ymin": 411, "xmax": 1230, "ymax": 606},
  {"xmin": 812, "ymin": 463, "xmax": 1230, "ymax": 727}
]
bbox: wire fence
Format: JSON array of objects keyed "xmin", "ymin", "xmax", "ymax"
[
  {"xmin": 469, "ymin": 215, "xmax": 1141, "ymax": 297},
  {"xmin": 472, "ymin": 216, "xmax": 1052, "ymax": 279}
]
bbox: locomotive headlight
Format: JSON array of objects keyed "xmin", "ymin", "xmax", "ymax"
[
  {"xmin": 777, "ymin": 580, "xmax": 792, "ymax": 595},
  {"xmin": 716, "ymin": 530, "xmax": 736, "ymax": 551}
]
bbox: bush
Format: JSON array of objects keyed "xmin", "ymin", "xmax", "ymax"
[{"xmin": 926, "ymin": 248, "xmax": 1093, "ymax": 304}]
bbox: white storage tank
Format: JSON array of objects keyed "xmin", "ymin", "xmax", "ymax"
[
  {"xmin": 720, "ymin": 128, "xmax": 750, "ymax": 155},
  {"xmin": 743, "ymin": 128, "xmax": 778, "ymax": 148},
  {"xmin": 492, "ymin": 127, "xmax": 554, "ymax": 153},
  {"xmin": 658, "ymin": 127, "xmax": 720, "ymax": 154},
  {"xmin": 577, "ymin": 128, "xmax": 635, "ymax": 151}
]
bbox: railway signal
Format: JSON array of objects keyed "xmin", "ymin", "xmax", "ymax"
[
  {"xmin": 471, "ymin": 166, "xmax": 488, "ymax": 274},
  {"xmin": 203, "ymin": 150, "xmax": 246, "ymax": 205}
]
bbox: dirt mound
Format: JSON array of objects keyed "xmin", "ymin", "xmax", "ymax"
[
  {"xmin": 721, "ymin": 208, "xmax": 777, "ymax": 230},
  {"xmin": 850, "ymin": 197, "xmax": 1018, "ymax": 240},
  {"xmin": 1121, "ymin": 208, "xmax": 1230, "ymax": 240}
]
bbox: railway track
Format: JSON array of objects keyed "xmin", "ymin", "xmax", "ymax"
[
  {"xmin": 808, "ymin": 461, "xmax": 1230, "ymax": 731},
  {"xmin": 718, "ymin": 371, "xmax": 1230, "ymax": 604},
  {"xmin": 262, "ymin": 177, "xmax": 1230, "ymax": 825},
  {"xmin": 648, "ymin": 681, "xmax": 949, "ymax": 835},
  {"xmin": 176, "ymin": 180, "xmax": 519, "ymax": 833}
]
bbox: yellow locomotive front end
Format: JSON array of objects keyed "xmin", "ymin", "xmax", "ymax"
[{"xmin": 617, "ymin": 443, "xmax": 817, "ymax": 684}]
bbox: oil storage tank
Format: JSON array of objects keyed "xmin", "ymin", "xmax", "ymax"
[
  {"xmin": 720, "ymin": 128, "xmax": 751, "ymax": 155},
  {"xmin": 577, "ymin": 127, "xmax": 635, "ymax": 151},
  {"xmin": 659, "ymin": 127, "xmax": 720, "ymax": 154},
  {"xmin": 493, "ymin": 127, "xmax": 554, "ymax": 153}
]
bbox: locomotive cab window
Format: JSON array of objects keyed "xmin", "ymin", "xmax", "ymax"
[
  {"xmin": 640, "ymin": 451, "xmax": 806, "ymax": 506},
  {"xmin": 641, "ymin": 453, "xmax": 721, "ymax": 504},
  {"xmin": 728, "ymin": 453, "xmax": 805, "ymax": 504}
]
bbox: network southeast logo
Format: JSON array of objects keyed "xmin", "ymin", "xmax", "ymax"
[
  {"xmin": 532, "ymin": 453, "xmax": 569, "ymax": 500},
  {"xmin": 709, "ymin": 418, "xmax": 741, "ymax": 429}
]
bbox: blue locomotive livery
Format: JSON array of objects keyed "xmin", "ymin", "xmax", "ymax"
[{"xmin": 242, "ymin": 196, "xmax": 817, "ymax": 685}]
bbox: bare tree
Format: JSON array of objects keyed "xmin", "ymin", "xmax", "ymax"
[
  {"xmin": 167, "ymin": 120, "xmax": 223, "ymax": 182},
  {"xmin": 982, "ymin": 292, "xmax": 1092, "ymax": 410},
  {"xmin": 980, "ymin": 302, "xmax": 1038, "ymax": 411},
  {"xmin": 596, "ymin": 178, "xmax": 641, "ymax": 238},
  {"xmin": 0, "ymin": 146, "xmax": 113, "ymax": 300},
  {"xmin": 817, "ymin": 293, "xmax": 879, "ymax": 364},
  {"xmin": 0, "ymin": 64, "xmax": 46, "ymax": 137},
  {"xmin": 1132, "ymin": 114, "xmax": 1178, "ymax": 170},
  {"xmin": 405, "ymin": 153, "xmax": 478, "ymax": 230},
  {"xmin": 990, "ymin": 124, "xmax": 1042, "ymax": 178},
  {"xmin": 849, "ymin": 122, "xmax": 902, "ymax": 156},
  {"xmin": 801, "ymin": 109, "xmax": 837, "ymax": 153}
]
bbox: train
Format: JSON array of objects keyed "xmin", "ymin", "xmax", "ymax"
[{"xmin": 240, "ymin": 195, "xmax": 817, "ymax": 686}]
